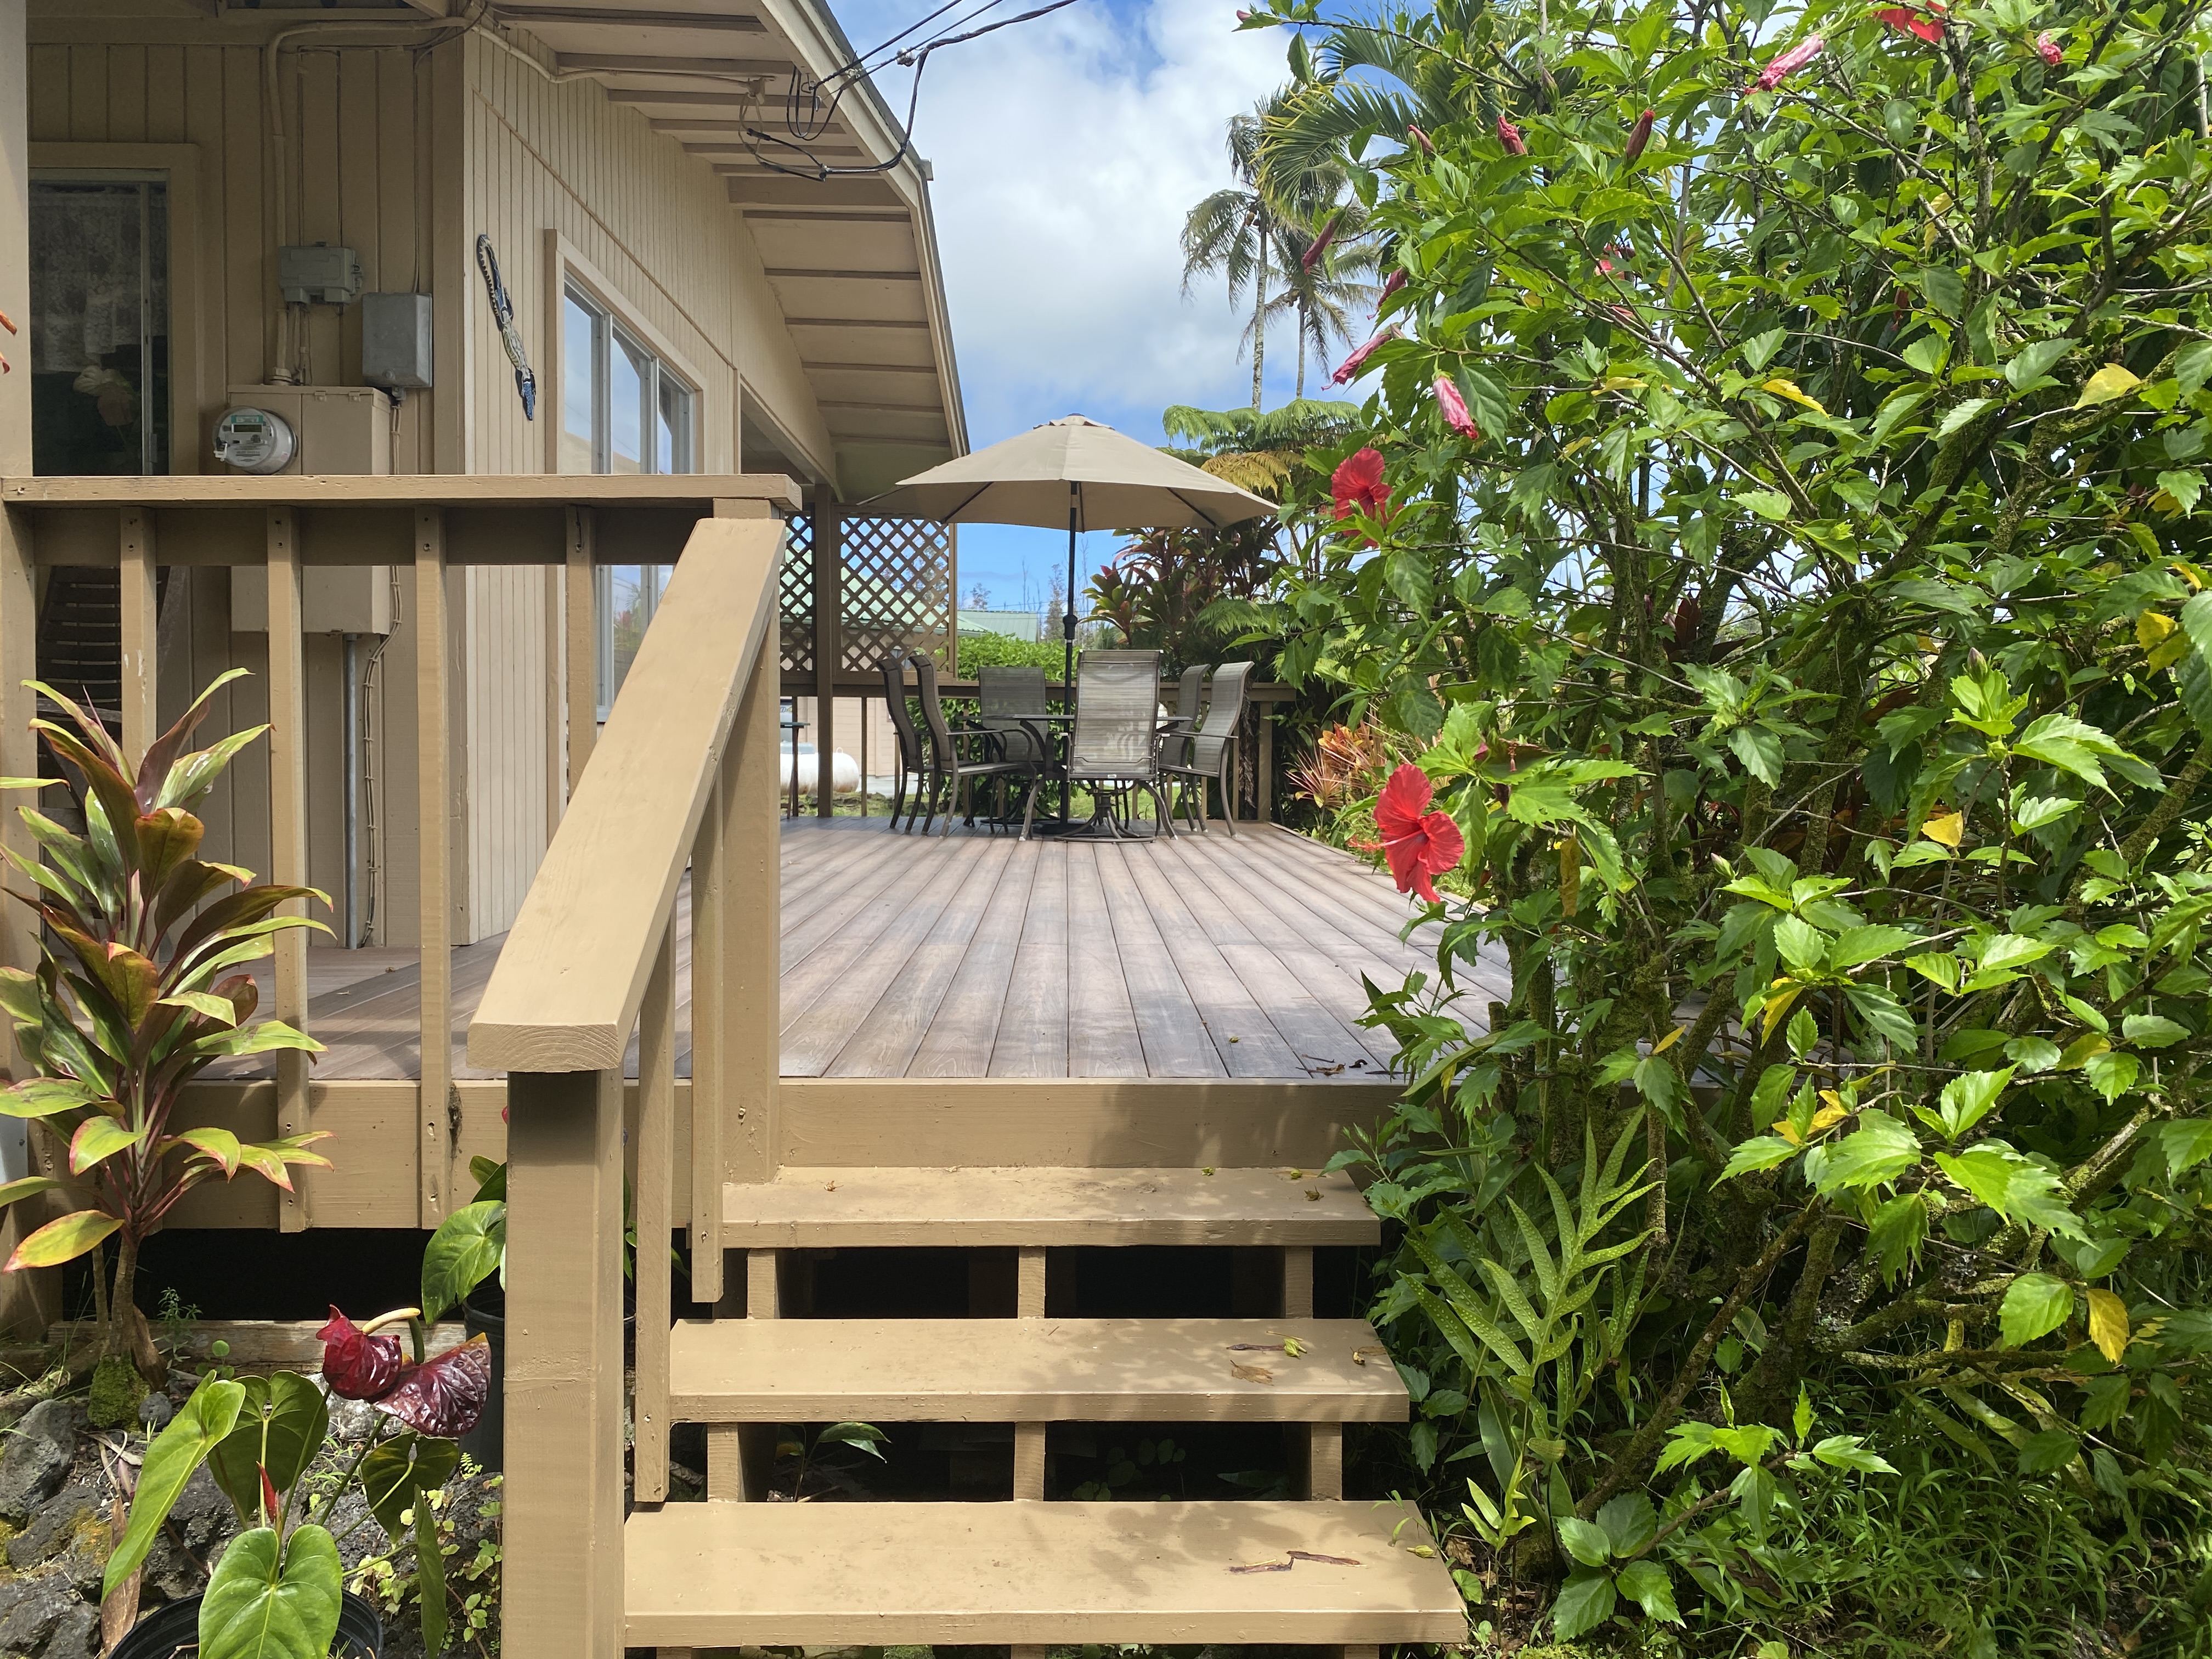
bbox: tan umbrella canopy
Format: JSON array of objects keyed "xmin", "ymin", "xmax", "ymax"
[{"xmin": 860, "ymin": 414, "xmax": 1279, "ymax": 532}]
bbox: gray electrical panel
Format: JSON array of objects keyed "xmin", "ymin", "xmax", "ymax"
[
  {"xmin": 278, "ymin": 244, "xmax": 363, "ymax": 305},
  {"xmin": 362, "ymin": 292, "xmax": 434, "ymax": 390}
]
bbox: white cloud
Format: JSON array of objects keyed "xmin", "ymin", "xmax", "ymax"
[{"xmin": 837, "ymin": 0, "xmax": 1290, "ymax": 447}]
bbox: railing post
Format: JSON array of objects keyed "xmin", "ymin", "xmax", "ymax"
[
  {"xmin": 266, "ymin": 507, "xmax": 312, "ymax": 1231},
  {"xmin": 632, "ymin": 917, "xmax": 676, "ymax": 1504},
  {"xmin": 565, "ymin": 507, "xmax": 596, "ymax": 797},
  {"xmin": 1258, "ymin": 697, "xmax": 1274, "ymax": 825},
  {"xmin": 502, "ymin": 1066, "xmax": 626, "ymax": 1658},
  {"xmin": 118, "ymin": 507, "xmax": 158, "ymax": 759},
  {"xmin": 811, "ymin": 483, "xmax": 838, "ymax": 819},
  {"xmin": 415, "ymin": 507, "xmax": 450, "ymax": 1227}
]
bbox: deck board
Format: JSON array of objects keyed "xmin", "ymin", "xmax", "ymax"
[{"xmin": 222, "ymin": 821, "xmax": 1492, "ymax": 1082}]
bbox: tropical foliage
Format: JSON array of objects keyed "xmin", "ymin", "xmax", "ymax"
[
  {"xmin": 1224, "ymin": 0, "xmax": 2212, "ymax": 1646},
  {"xmin": 0, "ymin": 674, "xmax": 330, "ymax": 1386}
]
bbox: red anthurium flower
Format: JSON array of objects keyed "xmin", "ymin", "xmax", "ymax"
[
  {"xmin": 374, "ymin": 1335, "xmax": 493, "ymax": 1439},
  {"xmin": 1623, "ymin": 108, "xmax": 1655, "ymax": 163},
  {"xmin": 1330, "ymin": 448, "xmax": 1390, "ymax": 523},
  {"xmin": 1748, "ymin": 35, "xmax": 1824, "ymax": 92},
  {"xmin": 2035, "ymin": 29, "xmax": 2062, "ymax": 64},
  {"xmin": 1406, "ymin": 122, "xmax": 1435, "ymax": 155},
  {"xmin": 1330, "ymin": 326, "xmax": 1398, "ymax": 386},
  {"xmin": 1302, "ymin": 212, "xmax": 1342, "ymax": 272},
  {"xmin": 1375, "ymin": 763, "xmax": 1465, "ymax": 905},
  {"xmin": 1876, "ymin": 4, "xmax": 1944, "ymax": 42},
  {"xmin": 1374, "ymin": 270, "xmax": 1408, "ymax": 314},
  {"xmin": 317, "ymin": 1307, "xmax": 408, "ymax": 1401},
  {"xmin": 1497, "ymin": 116, "xmax": 1527, "ymax": 155},
  {"xmin": 1434, "ymin": 375, "xmax": 1480, "ymax": 441}
]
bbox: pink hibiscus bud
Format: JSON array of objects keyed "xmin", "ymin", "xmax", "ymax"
[
  {"xmin": 1748, "ymin": 34, "xmax": 1824, "ymax": 92},
  {"xmin": 1303, "ymin": 212, "xmax": 1342, "ymax": 273},
  {"xmin": 1497, "ymin": 115, "xmax": 1527, "ymax": 155},
  {"xmin": 2035, "ymin": 30, "xmax": 2062, "ymax": 64},
  {"xmin": 1330, "ymin": 326, "xmax": 1400, "ymax": 386},
  {"xmin": 1375, "ymin": 269, "xmax": 1407, "ymax": 313},
  {"xmin": 1623, "ymin": 107, "xmax": 1655, "ymax": 164},
  {"xmin": 1406, "ymin": 122, "xmax": 1435, "ymax": 155},
  {"xmin": 1434, "ymin": 375, "xmax": 1480, "ymax": 442}
]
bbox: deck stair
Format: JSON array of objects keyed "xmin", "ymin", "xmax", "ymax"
[{"xmin": 629, "ymin": 1164, "xmax": 1468, "ymax": 1652}]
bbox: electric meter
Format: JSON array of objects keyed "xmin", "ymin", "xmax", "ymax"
[{"xmin": 213, "ymin": 407, "xmax": 297, "ymax": 475}]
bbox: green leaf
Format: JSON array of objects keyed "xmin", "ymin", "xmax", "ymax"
[
  {"xmin": 2073, "ymin": 363, "xmax": 2142, "ymax": 408},
  {"xmin": 1595, "ymin": 1492, "xmax": 1656, "ymax": 1556},
  {"xmin": 1809, "ymin": 1434, "xmax": 1898, "ymax": 1474},
  {"xmin": 1812, "ymin": 1111, "xmax": 1919, "ymax": 1193},
  {"xmin": 0, "ymin": 1176, "xmax": 60, "ymax": 1211},
  {"xmin": 7, "ymin": 1207, "xmax": 121, "ymax": 1269},
  {"xmin": 416, "ymin": 1493, "xmax": 449, "ymax": 1657},
  {"xmin": 420, "ymin": 1199, "xmax": 507, "ymax": 1327},
  {"xmin": 1551, "ymin": 1568, "xmax": 1618, "ymax": 1638},
  {"xmin": 210, "ymin": 1373, "xmax": 330, "ymax": 1520},
  {"xmin": 104, "ymin": 1378, "xmax": 248, "ymax": 1598},
  {"xmin": 1556, "ymin": 1515, "xmax": 1613, "ymax": 1567},
  {"xmin": 1739, "ymin": 489, "xmax": 1792, "ymax": 523},
  {"xmin": 2017, "ymin": 1427, "xmax": 2081, "ymax": 1475},
  {"xmin": 198, "ymin": 1523, "xmax": 343, "ymax": 1659},
  {"xmin": 1719, "ymin": 1135, "xmax": 1800, "ymax": 1180},
  {"xmin": 361, "ymin": 1434, "xmax": 461, "ymax": 1539},
  {"xmin": 2004, "ymin": 337, "xmax": 2074, "ymax": 390},
  {"xmin": 1935, "ymin": 397, "xmax": 1995, "ymax": 441},
  {"xmin": 2161, "ymin": 1119, "xmax": 2212, "ymax": 1175},
  {"xmin": 69, "ymin": 1116, "xmax": 145, "ymax": 1176},
  {"xmin": 1934, "ymin": 1066, "xmax": 2012, "ymax": 1140},
  {"xmin": 1615, "ymin": 1559, "xmax": 1682, "ymax": 1623},
  {"xmin": 2083, "ymin": 1049, "xmax": 2140, "ymax": 1103},
  {"xmin": 2121, "ymin": 1013, "xmax": 2189, "ymax": 1048},
  {"xmin": 1999, "ymin": 1272, "xmax": 2074, "ymax": 1347},
  {"xmin": 1867, "ymin": 1193, "xmax": 1929, "ymax": 1283}
]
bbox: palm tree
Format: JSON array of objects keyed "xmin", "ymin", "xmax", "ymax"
[
  {"xmin": 1181, "ymin": 105, "xmax": 1281, "ymax": 411},
  {"xmin": 1265, "ymin": 218, "xmax": 1381, "ymax": 398}
]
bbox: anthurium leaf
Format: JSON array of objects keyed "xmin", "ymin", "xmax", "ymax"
[
  {"xmin": 1999, "ymin": 1272, "xmax": 2074, "ymax": 1347},
  {"xmin": 1551, "ymin": 1567, "xmax": 1617, "ymax": 1638},
  {"xmin": 210, "ymin": 1372, "xmax": 329, "ymax": 1516},
  {"xmin": 360, "ymin": 1433, "xmax": 461, "ymax": 1539},
  {"xmin": 420, "ymin": 1199, "xmax": 506, "ymax": 1327},
  {"xmin": 69, "ymin": 1116, "xmax": 145, "ymax": 1176},
  {"xmin": 104, "ymin": 1378, "xmax": 247, "ymax": 1598},
  {"xmin": 198, "ymin": 1522, "xmax": 342, "ymax": 1659},
  {"xmin": 5, "ymin": 1207, "xmax": 121, "ymax": 1269}
]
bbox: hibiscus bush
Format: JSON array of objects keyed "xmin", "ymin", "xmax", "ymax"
[{"xmin": 1227, "ymin": 0, "xmax": 2212, "ymax": 1647}]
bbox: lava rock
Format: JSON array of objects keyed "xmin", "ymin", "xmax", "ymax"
[
  {"xmin": 43, "ymin": 1598, "xmax": 95, "ymax": 1659},
  {"xmin": 0, "ymin": 1573, "xmax": 89, "ymax": 1655},
  {"xmin": 10, "ymin": 1480, "xmax": 111, "ymax": 1595},
  {"xmin": 141, "ymin": 1467, "xmax": 240, "ymax": 1606},
  {"xmin": 328, "ymin": 1397, "xmax": 381, "ymax": 1446},
  {"xmin": 0, "ymin": 1401, "xmax": 79, "ymax": 1525}
]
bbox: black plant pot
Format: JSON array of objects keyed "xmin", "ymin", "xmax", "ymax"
[
  {"xmin": 111, "ymin": 1591, "xmax": 382, "ymax": 1659},
  {"xmin": 459, "ymin": 1283, "xmax": 635, "ymax": 1477}
]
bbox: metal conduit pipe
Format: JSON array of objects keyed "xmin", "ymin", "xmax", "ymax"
[{"xmin": 342, "ymin": 631, "xmax": 361, "ymax": 949}]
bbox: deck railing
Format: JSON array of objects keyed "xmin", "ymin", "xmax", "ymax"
[{"xmin": 465, "ymin": 506, "xmax": 788, "ymax": 1656}]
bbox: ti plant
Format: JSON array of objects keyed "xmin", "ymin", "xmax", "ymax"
[
  {"xmin": 0, "ymin": 674, "xmax": 330, "ymax": 1384},
  {"xmin": 104, "ymin": 1308, "xmax": 492, "ymax": 1659}
]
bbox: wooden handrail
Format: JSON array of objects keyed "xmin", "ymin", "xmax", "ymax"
[
  {"xmin": 467, "ymin": 513, "xmax": 786, "ymax": 1072},
  {"xmin": 1, "ymin": 473, "xmax": 803, "ymax": 510}
]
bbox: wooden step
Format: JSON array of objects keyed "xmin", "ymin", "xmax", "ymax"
[
  {"xmin": 721, "ymin": 1165, "xmax": 1376, "ymax": 1248},
  {"xmin": 667, "ymin": 1316, "xmax": 1405, "ymax": 1423},
  {"xmin": 623, "ymin": 1499, "xmax": 1466, "ymax": 1647}
]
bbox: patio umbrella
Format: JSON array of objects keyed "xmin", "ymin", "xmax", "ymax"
[{"xmin": 859, "ymin": 414, "xmax": 1277, "ymax": 693}]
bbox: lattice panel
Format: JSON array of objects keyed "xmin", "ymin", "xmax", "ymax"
[
  {"xmin": 840, "ymin": 516, "xmax": 954, "ymax": 675},
  {"xmin": 780, "ymin": 511, "xmax": 815, "ymax": 676}
]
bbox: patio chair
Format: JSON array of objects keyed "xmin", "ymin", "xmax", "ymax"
[
  {"xmin": 979, "ymin": 663, "xmax": 1052, "ymax": 767},
  {"xmin": 1024, "ymin": 648, "xmax": 1173, "ymax": 840},
  {"xmin": 878, "ymin": 654, "xmax": 928, "ymax": 829},
  {"xmin": 912, "ymin": 652, "xmax": 1036, "ymax": 835},
  {"xmin": 1160, "ymin": 660, "xmax": 1253, "ymax": 835},
  {"xmin": 1163, "ymin": 664, "xmax": 1209, "ymax": 768}
]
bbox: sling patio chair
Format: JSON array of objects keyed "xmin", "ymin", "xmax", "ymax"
[
  {"xmin": 878, "ymin": 653, "xmax": 929, "ymax": 830},
  {"xmin": 1160, "ymin": 659, "xmax": 1253, "ymax": 835},
  {"xmin": 1163, "ymin": 663, "xmax": 1209, "ymax": 768},
  {"xmin": 912, "ymin": 651, "xmax": 1037, "ymax": 834},
  {"xmin": 1023, "ymin": 647, "xmax": 1174, "ymax": 840}
]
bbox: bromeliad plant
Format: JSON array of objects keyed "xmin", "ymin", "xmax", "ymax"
[
  {"xmin": 104, "ymin": 1309, "xmax": 491, "ymax": 1659},
  {"xmin": 1229, "ymin": 0, "xmax": 2212, "ymax": 1645},
  {"xmin": 0, "ymin": 674, "xmax": 331, "ymax": 1385}
]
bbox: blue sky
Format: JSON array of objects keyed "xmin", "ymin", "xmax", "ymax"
[{"xmin": 830, "ymin": 0, "xmax": 1332, "ymax": 609}]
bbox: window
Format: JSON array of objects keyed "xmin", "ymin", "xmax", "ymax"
[
  {"xmin": 28, "ymin": 175, "xmax": 171, "ymax": 476},
  {"xmin": 558, "ymin": 282, "xmax": 697, "ymax": 715}
]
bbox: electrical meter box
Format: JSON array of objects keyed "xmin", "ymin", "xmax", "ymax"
[
  {"xmin": 278, "ymin": 244, "xmax": 363, "ymax": 306},
  {"xmin": 361, "ymin": 293, "xmax": 433, "ymax": 390},
  {"xmin": 223, "ymin": 385, "xmax": 394, "ymax": 636}
]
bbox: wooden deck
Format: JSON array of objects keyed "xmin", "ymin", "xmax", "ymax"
[{"xmin": 211, "ymin": 820, "xmax": 1499, "ymax": 1084}]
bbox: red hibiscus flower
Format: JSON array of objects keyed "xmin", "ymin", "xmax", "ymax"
[
  {"xmin": 1330, "ymin": 449, "xmax": 1391, "ymax": 538},
  {"xmin": 1375, "ymin": 763, "xmax": 1465, "ymax": 905},
  {"xmin": 1747, "ymin": 35, "xmax": 1824, "ymax": 92},
  {"xmin": 1877, "ymin": 4, "xmax": 1944, "ymax": 42},
  {"xmin": 1329, "ymin": 327, "xmax": 1398, "ymax": 386},
  {"xmin": 1434, "ymin": 375, "xmax": 1480, "ymax": 441}
]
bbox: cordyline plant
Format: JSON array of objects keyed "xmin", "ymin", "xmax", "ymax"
[
  {"xmin": 1227, "ymin": 0, "xmax": 2212, "ymax": 1646},
  {"xmin": 0, "ymin": 672, "xmax": 330, "ymax": 1386}
]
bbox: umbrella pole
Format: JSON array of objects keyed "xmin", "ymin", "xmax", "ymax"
[{"xmin": 1062, "ymin": 483, "xmax": 1077, "ymax": 825}]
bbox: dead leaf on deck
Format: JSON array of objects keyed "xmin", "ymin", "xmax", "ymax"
[
  {"xmin": 1406, "ymin": 1544, "xmax": 1437, "ymax": 1559},
  {"xmin": 1281, "ymin": 1336, "xmax": 1309, "ymax": 1357},
  {"xmin": 1226, "ymin": 1343, "xmax": 1281, "ymax": 1352},
  {"xmin": 825, "ymin": 1182, "xmax": 837, "ymax": 1192},
  {"xmin": 1305, "ymin": 1189, "xmax": 1321, "ymax": 1201},
  {"xmin": 1229, "ymin": 1558, "xmax": 1294, "ymax": 1574},
  {"xmin": 1231, "ymin": 1361, "xmax": 1276, "ymax": 1384},
  {"xmin": 1351, "ymin": 1345, "xmax": 1388, "ymax": 1365},
  {"xmin": 1289, "ymin": 1551, "xmax": 1361, "ymax": 1566}
]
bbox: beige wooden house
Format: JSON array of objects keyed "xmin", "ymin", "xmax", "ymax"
[{"xmin": 0, "ymin": 0, "xmax": 1468, "ymax": 1650}]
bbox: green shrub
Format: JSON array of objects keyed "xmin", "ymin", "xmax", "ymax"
[{"xmin": 955, "ymin": 628, "xmax": 1064, "ymax": 676}]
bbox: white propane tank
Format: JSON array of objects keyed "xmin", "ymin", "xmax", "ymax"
[{"xmin": 213, "ymin": 406, "xmax": 298, "ymax": 475}]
